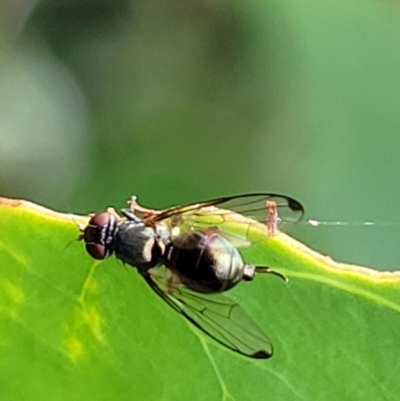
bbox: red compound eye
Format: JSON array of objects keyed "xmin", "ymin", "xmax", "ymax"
[
  {"xmin": 85, "ymin": 242, "xmax": 107, "ymax": 260},
  {"xmin": 83, "ymin": 212, "xmax": 116, "ymax": 260},
  {"xmin": 88, "ymin": 212, "xmax": 112, "ymax": 228}
]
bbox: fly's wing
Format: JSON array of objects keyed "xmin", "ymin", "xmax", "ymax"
[
  {"xmin": 144, "ymin": 193, "xmax": 304, "ymax": 246},
  {"xmin": 144, "ymin": 267, "xmax": 273, "ymax": 359}
]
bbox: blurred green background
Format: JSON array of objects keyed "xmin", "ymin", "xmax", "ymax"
[{"xmin": 1, "ymin": 0, "xmax": 400, "ymax": 270}]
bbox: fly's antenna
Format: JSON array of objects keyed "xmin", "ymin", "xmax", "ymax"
[
  {"xmin": 73, "ymin": 215, "xmax": 90, "ymax": 239},
  {"xmin": 62, "ymin": 215, "xmax": 89, "ymax": 254},
  {"xmin": 62, "ymin": 238, "xmax": 78, "ymax": 254}
]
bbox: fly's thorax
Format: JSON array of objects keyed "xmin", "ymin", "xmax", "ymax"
[
  {"xmin": 113, "ymin": 221, "xmax": 163, "ymax": 271},
  {"xmin": 165, "ymin": 230, "xmax": 246, "ymax": 293}
]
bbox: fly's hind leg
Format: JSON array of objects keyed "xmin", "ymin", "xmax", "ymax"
[
  {"xmin": 148, "ymin": 266, "xmax": 181, "ymax": 295},
  {"xmin": 165, "ymin": 271, "xmax": 182, "ymax": 295}
]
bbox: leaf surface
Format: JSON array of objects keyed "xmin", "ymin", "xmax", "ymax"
[{"xmin": 0, "ymin": 197, "xmax": 398, "ymax": 400}]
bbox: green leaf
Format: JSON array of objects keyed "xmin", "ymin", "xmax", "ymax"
[{"xmin": 0, "ymin": 197, "xmax": 399, "ymax": 400}]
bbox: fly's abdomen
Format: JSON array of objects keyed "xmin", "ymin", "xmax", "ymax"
[{"xmin": 166, "ymin": 231, "xmax": 245, "ymax": 293}]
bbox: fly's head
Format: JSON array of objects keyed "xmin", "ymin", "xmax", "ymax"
[{"xmin": 79, "ymin": 212, "xmax": 118, "ymax": 260}]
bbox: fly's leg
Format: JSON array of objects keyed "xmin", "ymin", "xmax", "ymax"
[
  {"xmin": 127, "ymin": 195, "xmax": 161, "ymax": 219},
  {"xmin": 148, "ymin": 266, "xmax": 180, "ymax": 294},
  {"xmin": 120, "ymin": 196, "xmax": 151, "ymax": 222},
  {"xmin": 106, "ymin": 207, "xmax": 122, "ymax": 219},
  {"xmin": 166, "ymin": 271, "xmax": 182, "ymax": 294},
  {"xmin": 266, "ymin": 201, "xmax": 278, "ymax": 236}
]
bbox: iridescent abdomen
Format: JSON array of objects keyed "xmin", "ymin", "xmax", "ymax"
[{"xmin": 166, "ymin": 230, "xmax": 245, "ymax": 293}]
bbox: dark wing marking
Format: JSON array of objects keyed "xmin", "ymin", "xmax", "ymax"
[
  {"xmin": 143, "ymin": 268, "xmax": 273, "ymax": 359},
  {"xmin": 147, "ymin": 193, "xmax": 303, "ymax": 225},
  {"xmin": 143, "ymin": 193, "xmax": 303, "ymax": 247}
]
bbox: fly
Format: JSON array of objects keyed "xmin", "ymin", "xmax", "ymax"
[{"xmin": 79, "ymin": 193, "xmax": 304, "ymax": 358}]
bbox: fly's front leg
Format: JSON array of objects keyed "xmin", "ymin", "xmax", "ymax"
[
  {"xmin": 266, "ymin": 201, "xmax": 278, "ymax": 236},
  {"xmin": 120, "ymin": 196, "xmax": 146, "ymax": 222},
  {"xmin": 106, "ymin": 207, "xmax": 122, "ymax": 219},
  {"xmin": 126, "ymin": 195, "xmax": 161, "ymax": 219}
]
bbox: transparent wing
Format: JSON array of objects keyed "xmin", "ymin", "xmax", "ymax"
[
  {"xmin": 148, "ymin": 193, "xmax": 303, "ymax": 224},
  {"xmin": 144, "ymin": 267, "xmax": 273, "ymax": 359},
  {"xmin": 143, "ymin": 193, "xmax": 304, "ymax": 246}
]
